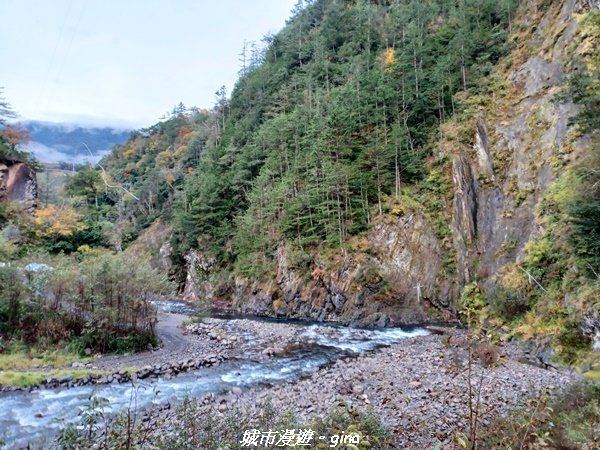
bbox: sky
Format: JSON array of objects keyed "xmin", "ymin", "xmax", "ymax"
[{"xmin": 0, "ymin": 0, "xmax": 298, "ymax": 129}]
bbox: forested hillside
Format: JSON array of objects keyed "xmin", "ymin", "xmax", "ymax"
[
  {"xmin": 175, "ymin": 0, "xmax": 515, "ymax": 269},
  {"xmin": 1, "ymin": 0, "xmax": 600, "ymax": 447},
  {"xmin": 100, "ymin": 0, "xmax": 599, "ymax": 365},
  {"xmin": 106, "ymin": 0, "xmax": 516, "ymax": 272}
]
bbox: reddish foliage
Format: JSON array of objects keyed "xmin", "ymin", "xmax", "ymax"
[
  {"xmin": 0, "ymin": 125, "xmax": 30, "ymax": 145},
  {"xmin": 177, "ymin": 127, "xmax": 191, "ymax": 141}
]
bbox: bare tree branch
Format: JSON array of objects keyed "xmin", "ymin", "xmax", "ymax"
[
  {"xmin": 81, "ymin": 142, "xmax": 140, "ymax": 201},
  {"xmin": 517, "ymin": 265, "xmax": 547, "ymax": 292}
]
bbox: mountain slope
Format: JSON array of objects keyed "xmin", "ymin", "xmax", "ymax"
[{"xmin": 103, "ymin": 0, "xmax": 599, "ymax": 363}]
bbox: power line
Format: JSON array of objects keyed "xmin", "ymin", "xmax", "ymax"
[
  {"xmin": 35, "ymin": 0, "xmax": 74, "ymax": 110},
  {"xmin": 54, "ymin": 1, "xmax": 88, "ymax": 85}
]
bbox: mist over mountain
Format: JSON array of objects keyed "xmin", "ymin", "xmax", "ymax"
[{"xmin": 18, "ymin": 120, "xmax": 131, "ymax": 163}]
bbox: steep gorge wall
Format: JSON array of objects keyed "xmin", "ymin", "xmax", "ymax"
[
  {"xmin": 180, "ymin": 0, "xmax": 596, "ymax": 328},
  {"xmin": 451, "ymin": 0, "xmax": 592, "ymax": 289},
  {"xmin": 185, "ymin": 213, "xmax": 453, "ymax": 326}
]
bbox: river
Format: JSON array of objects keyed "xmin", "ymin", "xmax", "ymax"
[{"xmin": 0, "ymin": 301, "xmax": 429, "ymax": 448}]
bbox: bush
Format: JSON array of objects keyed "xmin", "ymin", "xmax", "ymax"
[
  {"xmin": 53, "ymin": 252, "xmax": 171, "ymax": 354},
  {"xmin": 0, "ymin": 234, "xmax": 16, "ymax": 260},
  {"xmin": 482, "ymin": 381, "xmax": 600, "ymax": 449},
  {"xmin": 458, "ymin": 282, "xmax": 487, "ymax": 327},
  {"xmin": 68, "ymin": 326, "xmax": 157, "ymax": 356},
  {"xmin": 557, "ymin": 320, "xmax": 592, "ymax": 365},
  {"xmin": 107, "ymin": 331, "xmax": 158, "ymax": 354},
  {"xmin": 488, "ymin": 284, "xmax": 532, "ymax": 321},
  {"xmin": 0, "ymin": 266, "xmax": 27, "ymax": 336},
  {"xmin": 56, "ymin": 395, "xmax": 394, "ymax": 450},
  {"xmin": 2, "ymin": 251, "xmax": 171, "ymax": 354},
  {"xmin": 286, "ymin": 246, "xmax": 313, "ymax": 271}
]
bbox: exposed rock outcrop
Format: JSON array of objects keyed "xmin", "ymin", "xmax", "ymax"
[
  {"xmin": 452, "ymin": 155, "xmax": 479, "ymax": 285},
  {"xmin": 369, "ymin": 214, "xmax": 450, "ymax": 310},
  {"xmin": 126, "ymin": 219, "xmax": 173, "ymax": 273},
  {"xmin": 451, "ymin": 0, "xmax": 588, "ymax": 286},
  {"xmin": 185, "ymin": 215, "xmax": 453, "ymax": 326},
  {"xmin": 0, "ymin": 161, "xmax": 37, "ymax": 213},
  {"xmin": 473, "ymin": 115, "xmax": 494, "ymax": 177},
  {"xmin": 183, "ymin": 249, "xmax": 219, "ymax": 303}
]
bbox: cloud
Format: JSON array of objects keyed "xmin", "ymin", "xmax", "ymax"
[
  {"xmin": 0, "ymin": 0, "xmax": 298, "ymax": 128},
  {"xmin": 28, "ymin": 141, "xmax": 108, "ymax": 164}
]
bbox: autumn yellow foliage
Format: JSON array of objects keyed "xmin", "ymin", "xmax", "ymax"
[
  {"xmin": 383, "ymin": 48, "xmax": 396, "ymax": 70},
  {"xmin": 34, "ymin": 204, "xmax": 86, "ymax": 237}
]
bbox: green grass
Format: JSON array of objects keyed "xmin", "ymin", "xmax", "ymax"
[
  {"xmin": 581, "ymin": 353, "xmax": 600, "ymax": 381},
  {"xmin": 0, "ymin": 344, "xmax": 88, "ymax": 370},
  {"xmin": 584, "ymin": 370, "xmax": 600, "ymax": 382},
  {"xmin": 0, "ymin": 369, "xmax": 108, "ymax": 388}
]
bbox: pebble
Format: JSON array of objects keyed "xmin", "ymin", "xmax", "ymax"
[
  {"xmin": 2, "ymin": 317, "xmax": 577, "ymax": 450},
  {"xmin": 152, "ymin": 330, "xmax": 575, "ymax": 450}
]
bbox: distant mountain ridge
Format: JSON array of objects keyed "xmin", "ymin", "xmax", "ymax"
[{"xmin": 17, "ymin": 120, "xmax": 131, "ymax": 163}]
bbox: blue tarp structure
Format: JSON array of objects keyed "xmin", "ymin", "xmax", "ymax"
[{"xmin": 24, "ymin": 263, "xmax": 53, "ymax": 273}]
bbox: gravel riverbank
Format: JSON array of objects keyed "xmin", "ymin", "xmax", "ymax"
[
  {"xmin": 147, "ymin": 324, "xmax": 575, "ymax": 448},
  {"xmin": 1, "ymin": 313, "xmax": 578, "ymax": 448}
]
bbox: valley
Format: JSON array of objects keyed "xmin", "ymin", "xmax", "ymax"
[
  {"xmin": 0, "ymin": 0, "xmax": 598, "ymax": 448},
  {"xmin": 0, "ymin": 300, "xmax": 573, "ymax": 449}
]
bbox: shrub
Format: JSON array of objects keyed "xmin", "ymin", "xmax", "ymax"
[
  {"xmin": 482, "ymin": 381, "xmax": 600, "ymax": 449},
  {"xmin": 487, "ymin": 284, "xmax": 532, "ymax": 321},
  {"xmin": 2, "ymin": 251, "xmax": 171, "ymax": 354},
  {"xmin": 0, "ymin": 266, "xmax": 28, "ymax": 335},
  {"xmin": 56, "ymin": 395, "xmax": 393, "ymax": 450},
  {"xmin": 54, "ymin": 252, "xmax": 171, "ymax": 354},
  {"xmin": 556, "ymin": 320, "xmax": 592, "ymax": 365},
  {"xmin": 0, "ymin": 234, "xmax": 16, "ymax": 260},
  {"xmin": 458, "ymin": 282, "xmax": 487, "ymax": 328}
]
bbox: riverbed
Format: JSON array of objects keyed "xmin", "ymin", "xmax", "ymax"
[{"xmin": 0, "ymin": 301, "xmax": 430, "ymax": 448}]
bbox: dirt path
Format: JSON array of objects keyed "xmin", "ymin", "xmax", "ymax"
[
  {"xmin": 94, "ymin": 313, "xmax": 193, "ymax": 370},
  {"xmin": 154, "ymin": 313, "xmax": 191, "ymax": 354}
]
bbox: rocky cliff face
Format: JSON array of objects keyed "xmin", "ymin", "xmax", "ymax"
[
  {"xmin": 125, "ymin": 219, "xmax": 173, "ymax": 272},
  {"xmin": 0, "ymin": 161, "xmax": 37, "ymax": 213},
  {"xmin": 183, "ymin": 249, "xmax": 218, "ymax": 303},
  {"xmin": 185, "ymin": 214, "xmax": 454, "ymax": 327},
  {"xmin": 180, "ymin": 0, "xmax": 596, "ymax": 329},
  {"xmin": 450, "ymin": 0, "xmax": 591, "ymax": 288}
]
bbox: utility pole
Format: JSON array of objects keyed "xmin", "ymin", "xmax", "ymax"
[
  {"xmin": 45, "ymin": 169, "xmax": 50, "ymax": 206},
  {"xmin": 414, "ymin": 282, "xmax": 422, "ymax": 304}
]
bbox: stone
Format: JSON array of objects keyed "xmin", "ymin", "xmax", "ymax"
[
  {"xmin": 0, "ymin": 162, "xmax": 37, "ymax": 213},
  {"xmin": 352, "ymin": 383, "xmax": 365, "ymax": 395},
  {"xmin": 272, "ymin": 347, "xmax": 285, "ymax": 357},
  {"xmin": 511, "ymin": 57, "xmax": 564, "ymax": 97},
  {"xmin": 58, "ymin": 375, "xmax": 73, "ymax": 384}
]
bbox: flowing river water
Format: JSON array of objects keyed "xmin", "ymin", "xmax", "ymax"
[{"xmin": 0, "ymin": 301, "xmax": 429, "ymax": 448}]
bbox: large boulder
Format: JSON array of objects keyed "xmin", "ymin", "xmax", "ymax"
[{"xmin": 0, "ymin": 161, "xmax": 38, "ymax": 213}]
